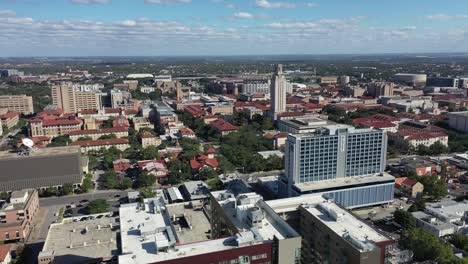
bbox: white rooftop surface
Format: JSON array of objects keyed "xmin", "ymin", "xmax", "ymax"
[
  {"xmin": 294, "ymin": 173, "xmax": 395, "ymax": 192},
  {"xmin": 266, "ymin": 194, "xmax": 325, "ymax": 214},
  {"xmin": 303, "ymin": 201, "xmax": 389, "ymax": 251},
  {"xmin": 425, "ymin": 200, "xmax": 468, "ymax": 221},
  {"xmin": 119, "ymin": 198, "xmax": 261, "ymax": 264},
  {"xmin": 412, "ymin": 211, "xmax": 456, "ymax": 231},
  {"xmin": 212, "ymin": 191, "xmax": 299, "ymax": 241}
]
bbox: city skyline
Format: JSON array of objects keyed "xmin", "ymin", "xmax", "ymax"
[{"xmin": 1, "ymin": 0, "xmax": 468, "ymax": 56}]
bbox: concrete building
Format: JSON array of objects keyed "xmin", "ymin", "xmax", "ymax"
[
  {"xmin": 277, "ymin": 116, "xmax": 332, "ymax": 134},
  {"xmin": 242, "ymin": 77, "xmax": 271, "ymax": 94},
  {"xmin": 108, "ymin": 89, "xmax": 132, "ymax": 108},
  {"xmin": 0, "ymin": 112, "xmax": 19, "ymax": 129},
  {"xmin": 0, "ymin": 146, "xmax": 85, "ymax": 191},
  {"xmin": 140, "ymin": 86, "xmax": 155, "ymax": 93},
  {"xmin": 210, "ymin": 191, "xmax": 302, "ymax": 264},
  {"xmin": 69, "ymin": 127, "xmax": 128, "ymax": 141},
  {"xmin": 153, "ymin": 101, "xmax": 178, "ymax": 126},
  {"xmin": 394, "ymin": 73, "xmax": 427, "ymax": 86},
  {"xmin": 270, "ymin": 64, "xmax": 287, "ymax": 120},
  {"xmin": 39, "ymin": 213, "xmax": 118, "ymax": 264},
  {"xmin": 0, "ymin": 190, "xmax": 39, "ymax": 243},
  {"xmin": 366, "ymin": 82, "xmax": 394, "ymax": 97},
  {"xmin": 282, "ymin": 125, "xmax": 394, "ymax": 208},
  {"xmin": 119, "ymin": 197, "xmax": 282, "ymax": 264},
  {"xmin": 0, "ymin": 95, "xmax": 34, "ymax": 114},
  {"xmin": 412, "ymin": 200, "xmax": 468, "ymax": 237},
  {"xmin": 448, "ymin": 111, "xmax": 468, "ymax": 133},
  {"xmin": 51, "ymin": 84, "xmax": 102, "ymax": 113},
  {"xmin": 319, "ymin": 76, "xmax": 338, "ymax": 84},
  {"xmin": 133, "ymin": 117, "xmax": 152, "ymax": 131},
  {"xmin": 299, "ymin": 200, "xmax": 392, "ymax": 264}
]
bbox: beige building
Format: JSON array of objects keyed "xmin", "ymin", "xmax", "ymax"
[
  {"xmin": 395, "ymin": 177, "xmax": 424, "ymax": 198},
  {"xmin": 366, "ymin": 82, "xmax": 394, "ymax": 98},
  {"xmin": 70, "ymin": 138, "xmax": 130, "ymax": 153},
  {"xmin": 51, "ymin": 84, "xmax": 102, "ymax": 113},
  {"xmin": 319, "ymin": 76, "xmax": 338, "ymax": 84},
  {"xmin": 209, "ymin": 104, "xmax": 234, "ymax": 116},
  {"xmin": 133, "ymin": 117, "xmax": 152, "ymax": 131},
  {"xmin": 28, "ymin": 116, "xmax": 82, "ymax": 138},
  {"xmin": 69, "ymin": 127, "xmax": 128, "ymax": 141},
  {"xmin": 140, "ymin": 131, "xmax": 162, "ymax": 148},
  {"xmin": 0, "ymin": 112, "xmax": 19, "ymax": 129},
  {"xmin": 0, "ymin": 95, "xmax": 34, "ymax": 114}
]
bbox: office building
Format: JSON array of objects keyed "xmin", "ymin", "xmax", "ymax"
[
  {"xmin": 427, "ymin": 77, "xmax": 459, "ymax": 88},
  {"xmin": 448, "ymin": 111, "xmax": 468, "ymax": 133},
  {"xmin": 394, "ymin": 73, "xmax": 427, "ymax": 86},
  {"xmin": 366, "ymin": 82, "xmax": 394, "ymax": 97},
  {"xmin": 0, "ymin": 146, "xmax": 85, "ymax": 192},
  {"xmin": 270, "ymin": 64, "xmax": 287, "ymax": 120},
  {"xmin": 0, "ymin": 69, "xmax": 23, "ymax": 77},
  {"xmin": 242, "ymin": 77, "xmax": 271, "ymax": 94},
  {"xmin": 319, "ymin": 76, "xmax": 338, "ymax": 84},
  {"xmin": 51, "ymin": 84, "xmax": 102, "ymax": 113},
  {"xmin": 0, "ymin": 190, "xmax": 39, "ymax": 243},
  {"xmin": 0, "ymin": 95, "xmax": 34, "ymax": 114},
  {"xmin": 108, "ymin": 89, "xmax": 132, "ymax": 108},
  {"xmin": 282, "ymin": 125, "xmax": 394, "ymax": 208},
  {"xmin": 276, "ymin": 116, "xmax": 332, "ymax": 134}
]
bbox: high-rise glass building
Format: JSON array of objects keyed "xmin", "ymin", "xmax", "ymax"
[{"xmin": 281, "ymin": 125, "xmax": 394, "ymax": 208}]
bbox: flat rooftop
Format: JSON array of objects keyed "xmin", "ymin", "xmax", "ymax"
[
  {"xmin": 293, "ymin": 173, "xmax": 395, "ymax": 193},
  {"xmin": 41, "ymin": 214, "xmax": 118, "ymax": 263},
  {"xmin": 119, "ymin": 198, "xmax": 263, "ymax": 264},
  {"xmin": 448, "ymin": 111, "xmax": 468, "ymax": 117},
  {"xmin": 425, "ymin": 200, "xmax": 468, "ymax": 221},
  {"xmin": 211, "ymin": 191, "xmax": 300, "ymax": 241},
  {"xmin": 412, "ymin": 211, "xmax": 456, "ymax": 231},
  {"xmin": 0, "ymin": 146, "xmax": 83, "ymax": 191},
  {"xmin": 302, "ymin": 201, "xmax": 389, "ymax": 252}
]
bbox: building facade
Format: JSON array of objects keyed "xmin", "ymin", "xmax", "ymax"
[
  {"xmin": 270, "ymin": 64, "xmax": 287, "ymax": 120},
  {"xmin": 52, "ymin": 84, "xmax": 102, "ymax": 113},
  {"xmin": 0, "ymin": 190, "xmax": 39, "ymax": 243},
  {"xmin": 0, "ymin": 95, "xmax": 34, "ymax": 114},
  {"xmin": 282, "ymin": 125, "xmax": 394, "ymax": 208}
]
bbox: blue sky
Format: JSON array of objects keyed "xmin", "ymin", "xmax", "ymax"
[{"xmin": 1, "ymin": 0, "xmax": 468, "ymax": 56}]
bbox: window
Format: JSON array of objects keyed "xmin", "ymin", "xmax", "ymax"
[
  {"xmin": 15, "ymin": 231, "xmax": 20, "ymax": 238},
  {"xmin": 252, "ymin": 254, "xmax": 267, "ymax": 260},
  {"xmin": 5, "ymin": 232, "xmax": 9, "ymax": 240},
  {"xmin": 238, "ymin": 256, "xmax": 250, "ymax": 264}
]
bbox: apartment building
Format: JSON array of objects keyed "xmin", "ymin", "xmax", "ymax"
[
  {"xmin": 51, "ymin": 84, "xmax": 102, "ymax": 113},
  {"xmin": 0, "ymin": 190, "xmax": 39, "ymax": 243},
  {"xmin": 0, "ymin": 95, "xmax": 33, "ymax": 114}
]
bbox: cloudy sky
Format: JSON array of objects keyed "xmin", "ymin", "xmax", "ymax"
[{"xmin": 1, "ymin": 0, "xmax": 468, "ymax": 56}]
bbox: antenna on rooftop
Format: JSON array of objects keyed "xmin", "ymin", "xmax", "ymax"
[{"xmin": 17, "ymin": 138, "xmax": 35, "ymax": 156}]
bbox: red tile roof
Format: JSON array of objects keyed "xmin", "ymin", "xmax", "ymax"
[
  {"xmin": 69, "ymin": 127, "xmax": 128, "ymax": 136},
  {"xmin": 277, "ymin": 111, "xmax": 305, "ymax": 118},
  {"xmin": 79, "ymin": 109, "xmax": 99, "ymax": 115},
  {"xmin": 210, "ymin": 119, "xmax": 239, "ymax": 132},
  {"xmin": 206, "ymin": 148, "xmax": 216, "ymax": 154},
  {"xmin": 0, "ymin": 245, "xmax": 11, "ymax": 262},
  {"xmin": 0, "ymin": 112, "xmax": 19, "ymax": 119},
  {"xmin": 42, "ymin": 118, "xmax": 82, "ymax": 126},
  {"xmin": 395, "ymin": 177, "xmax": 419, "ymax": 188},
  {"xmin": 353, "ymin": 117, "xmax": 397, "ymax": 129},
  {"xmin": 71, "ymin": 138, "xmax": 129, "ymax": 147},
  {"xmin": 179, "ymin": 127, "xmax": 195, "ymax": 136},
  {"xmin": 184, "ymin": 105, "xmax": 205, "ymax": 117}
]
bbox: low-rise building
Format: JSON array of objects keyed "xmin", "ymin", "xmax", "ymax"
[
  {"xmin": 133, "ymin": 117, "xmax": 152, "ymax": 131},
  {"xmin": 209, "ymin": 119, "xmax": 239, "ymax": 136},
  {"xmin": 178, "ymin": 127, "xmax": 196, "ymax": 138},
  {"xmin": 448, "ymin": 111, "xmax": 468, "ymax": 133},
  {"xmin": 137, "ymin": 159, "xmax": 168, "ymax": 183},
  {"xmin": 179, "ymin": 181, "xmax": 210, "ymax": 201},
  {"xmin": 0, "ymin": 112, "xmax": 19, "ymax": 129},
  {"xmin": 28, "ymin": 114, "xmax": 82, "ymax": 138},
  {"xmin": 388, "ymin": 130, "xmax": 448, "ymax": 148},
  {"xmin": 394, "ymin": 177, "xmax": 424, "ymax": 198},
  {"xmin": 140, "ymin": 131, "xmax": 162, "ymax": 148},
  {"xmin": 276, "ymin": 116, "xmax": 331, "ymax": 134},
  {"xmin": 38, "ymin": 213, "xmax": 118, "ymax": 264},
  {"xmin": 0, "ymin": 190, "xmax": 39, "ymax": 243},
  {"xmin": 69, "ymin": 127, "xmax": 128, "ymax": 141},
  {"xmin": 71, "ymin": 138, "xmax": 130, "ymax": 152}
]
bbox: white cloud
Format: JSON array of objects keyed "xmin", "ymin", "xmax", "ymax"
[
  {"xmin": 144, "ymin": 0, "xmax": 191, "ymax": 3},
  {"xmin": 233, "ymin": 12, "xmax": 254, "ymax": 19},
  {"xmin": 0, "ymin": 9, "xmax": 16, "ymax": 16},
  {"xmin": 255, "ymin": 0, "xmax": 296, "ymax": 9},
  {"xmin": 305, "ymin": 2, "xmax": 319, "ymax": 8},
  {"xmin": 70, "ymin": 0, "xmax": 111, "ymax": 4},
  {"xmin": 426, "ymin": 14, "xmax": 468, "ymax": 21}
]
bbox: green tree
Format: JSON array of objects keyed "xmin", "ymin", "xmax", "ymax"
[
  {"xmin": 138, "ymin": 173, "xmax": 156, "ymax": 188},
  {"xmin": 121, "ymin": 178, "xmax": 133, "ymax": 190},
  {"xmin": 102, "ymin": 171, "xmax": 119, "ymax": 189},
  {"xmin": 416, "ymin": 145, "xmax": 430, "ymax": 156},
  {"xmin": 102, "ymin": 147, "xmax": 122, "ymax": 170},
  {"xmin": 450, "ymin": 233, "xmax": 468, "ymax": 252},
  {"xmin": 77, "ymin": 136, "xmax": 92, "ymax": 141},
  {"xmin": 47, "ymin": 135, "xmax": 71, "ymax": 147},
  {"xmin": 207, "ymin": 177, "xmax": 223, "ymax": 191},
  {"xmin": 429, "ymin": 141, "xmax": 448, "ymax": 155},
  {"xmin": 420, "ymin": 174, "xmax": 448, "ymax": 200},
  {"xmin": 99, "ymin": 133, "xmax": 117, "ymax": 140},
  {"xmin": 0, "ymin": 192, "xmax": 9, "ymax": 200},
  {"xmin": 142, "ymin": 146, "xmax": 160, "ymax": 160},
  {"xmin": 101, "ymin": 117, "xmax": 115, "ymax": 129},
  {"xmin": 81, "ymin": 174, "xmax": 93, "ymax": 193},
  {"xmin": 393, "ymin": 209, "xmax": 416, "ymax": 229},
  {"xmin": 198, "ymin": 167, "xmax": 217, "ymax": 180},
  {"xmin": 87, "ymin": 199, "xmax": 109, "ymax": 214},
  {"xmin": 139, "ymin": 188, "xmax": 156, "ymax": 199},
  {"xmin": 168, "ymin": 160, "xmax": 192, "ymax": 184},
  {"xmin": 217, "ymin": 155, "xmax": 235, "ymax": 174},
  {"xmin": 61, "ymin": 183, "xmax": 74, "ymax": 196}
]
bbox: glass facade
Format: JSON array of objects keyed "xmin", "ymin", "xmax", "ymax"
[
  {"xmin": 345, "ymin": 132, "xmax": 385, "ymax": 177},
  {"xmin": 298, "ymin": 135, "xmax": 339, "ymax": 183}
]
